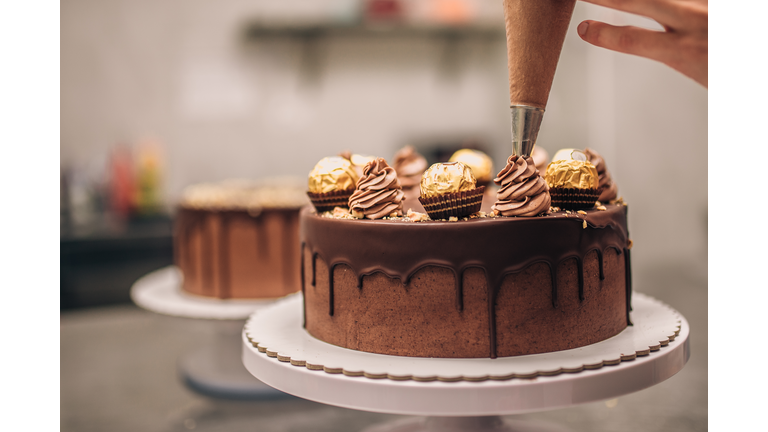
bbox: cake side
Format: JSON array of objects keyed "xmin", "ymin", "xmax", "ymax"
[
  {"xmin": 174, "ymin": 179, "xmax": 307, "ymax": 299},
  {"xmin": 300, "ymin": 203, "xmax": 631, "ymax": 358},
  {"xmin": 175, "ymin": 207, "xmax": 302, "ymax": 299},
  {"xmin": 494, "ymin": 249, "xmax": 626, "ymax": 357},
  {"xmin": 305, "ymin": 264, "xmax": 493, "ymax": 358}
]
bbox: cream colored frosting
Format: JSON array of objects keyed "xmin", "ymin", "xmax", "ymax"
[
  {"xmin": 492, "ymin": 155, "xmax": 550, "ymax": 217},
  {"xmin": 181, "ymin": 178, "xmax": 308, "ymax": 210},
  {"xmin": 349, "ymin": 158, "xmax": 405, "ymax": 219}
]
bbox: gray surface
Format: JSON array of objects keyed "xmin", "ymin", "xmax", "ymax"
[{"xmin": 61, "ymin": 261, "xmax": 706, "ymax": 432}]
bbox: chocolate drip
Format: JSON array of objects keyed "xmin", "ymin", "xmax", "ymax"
[
  {"xmin": 329, "ymin": 263, "xmax": 341, "ymax": 316},
  {"xmin": 281, "ymin": 214, "xmax": 294, "ymax": 294},
  {"xmin": 253, "ymin": 215, "xmax": 268, "ymax": 260},
  {"xmin": 597, "ymin": 249, "xmax": 604, "ymax": 280},
  {"xmin": 301, "ymin": 204, "xmax": 631, "ymax": 359},
  {"xmin": 203, "ymin": 215, "xmax": 216, "ymax": 296},
  {"xmin": 176, "ymin": 209, "xmax": 207, "ymax": 294},
  {"xmin": 218, "ymin": 214, "xmax": 231, "ymax": 299},
  {"xmin": 182, "ymin": 220, "xmax": 192, "ymax": 278},
  {"xmin": 457, "ymin": 268, "xmax": 467, "ymax": 312},
  {"xmin": 311, "ymin": 253, "xmax": 318, "ymax": 286},
  {"xmin": 178, "ymin": 214, "xmax": 201, "ymax": 288},
  {"xmin": 300, "ymin": 242, "xmax": 306, "ymax": 327},
  {"xmin": 547, "ymin": 262, "xmax": 557, "ymax": 309},
  {"xmin": 624, "ymin": 247, "xmax": 633, "ymax": 325}
]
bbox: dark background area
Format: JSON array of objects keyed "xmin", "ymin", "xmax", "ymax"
[{"xmin": 60, "ymin": 215, "xmax": 174, "ymax": 310}]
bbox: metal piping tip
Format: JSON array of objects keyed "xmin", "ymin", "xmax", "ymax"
[{"xmin": 510, "ymin": 105, "xmax": 545, "ymax": 158}]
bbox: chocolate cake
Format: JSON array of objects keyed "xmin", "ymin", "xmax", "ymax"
[
  {"xmin": 300, "ymin": 202, "xmax": 632, "ymax": 359},
  {"xmin": 175, "ymin": 179, "xmax": 308, "ymax": 299}
]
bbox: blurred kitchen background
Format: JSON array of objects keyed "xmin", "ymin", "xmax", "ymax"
[{"xmin": 61, "ymin": 0, "xmax": 707, "ymax": 431}]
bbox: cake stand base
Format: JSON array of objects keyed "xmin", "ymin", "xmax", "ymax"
[
  {"xmin": 131, "ymin": 266, "xmax": 295, "ymax": 400},
  {"xmin": 242, "ymin": 293, "xmax": 689, "ymax": 431},
  {"xmin": 361, "ymin": 416, "xmax": 573, "ymax": 432},
  {"xmin": 179, "ymin": 333, "xmax": 294, "ymax": 400}
]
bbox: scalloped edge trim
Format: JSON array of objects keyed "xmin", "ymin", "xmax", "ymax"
[{"xmin": 244, "ymin": 321, "xmax": 681, "ymax": 382}]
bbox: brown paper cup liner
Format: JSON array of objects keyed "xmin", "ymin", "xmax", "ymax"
[
  {"xmin": 307, "ymin": 190, "xmax": 353, "ymax": 213},
  {"xmin": 549, "ymin": 188, "xmax": 600, "ymax": 210},
  {"xmin": 418, "ymin": 186, "xmax": 485, "ymax": 220}
]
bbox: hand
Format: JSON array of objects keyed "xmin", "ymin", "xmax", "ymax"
[{"xmin": 576, "ymin": 0, "xmax": 708, "ymax": 88}]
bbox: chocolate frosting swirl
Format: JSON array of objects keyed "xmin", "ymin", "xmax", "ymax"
[
  {"xmin": 584, "ymin": 148, "xmax": 618, "ymax": 202},
  {"xmin": 492, "ymin": 155, "xmax": 551, "ymax": 217},
  {"xmin": 349, "ymin": 158, "xmax": 405, "ymax": 219},
  {"xmin": 393, "ymin": 146, "xmax": 427, "ymax": 190}
]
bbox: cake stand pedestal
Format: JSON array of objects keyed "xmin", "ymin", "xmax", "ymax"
[
  {"xmin": 131, "ymin": 266, "xmax": 296, "ymax": 399},
  {"xmin": 241, "ymin": 293, "xmax": 689, "ymax": 431}
]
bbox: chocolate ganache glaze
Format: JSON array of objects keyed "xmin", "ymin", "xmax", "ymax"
[
  {"xmin": 348, "ymin": 158, "xmax": 404, "ymax": 219},
  {"xmin": 301, "ymin": 203, "xmax": 632, "ymax": 358},
  {"xmin": 492, "ymin": 155, "xmax": 551, "ymax": 216}
]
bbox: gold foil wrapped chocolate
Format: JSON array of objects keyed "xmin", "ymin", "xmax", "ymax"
[
  {"xmin": 544, "ymin": 160, "xmax": 599, "ymax": 190},
  {"xmin": 308, "ymin": 157, "xmax": 359, "ymax": 194},
  {"xmin": 448, "ymin": 149, "xmax": 493, "ymax": 185},
  {"xmin": 420, "ymin": 162, "xmax": 477, "ymax": 198}
]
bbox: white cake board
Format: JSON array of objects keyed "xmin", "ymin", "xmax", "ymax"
[
  {"xmin": 241, "ymin": 293, "xmax": 689, "ymax": 430},
  {"xmin": 130, "ymin": 266, "xmax": 296, "ymax": 320},
  {"xmin": 130, "ymin": 266, "xmax": 297, "ymax": 399}
]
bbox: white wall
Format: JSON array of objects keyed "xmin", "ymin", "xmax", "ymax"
[
  {"xmin": 541, "ymin": 5, "xmax": 708, "ymax": 271},
  {"xmin": 61, "ymin": 0, "xmax": 707, "ymax": 270}
]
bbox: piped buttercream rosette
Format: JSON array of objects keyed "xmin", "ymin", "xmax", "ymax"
[
  {"xmin": 348, "ymin": 158, "xmax": 405, "ymax": 219},
  {"xmin": 492, "ymin": 155, "xmax": 551, "ymax": 217},
  {"xmin": 393, "ymin": 146, "xmax": 428, "ymax": 196}
]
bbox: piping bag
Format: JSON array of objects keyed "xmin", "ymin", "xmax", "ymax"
[{"xmin": 503, "ymin": 0, "xmax": 576, "ymax": 157}]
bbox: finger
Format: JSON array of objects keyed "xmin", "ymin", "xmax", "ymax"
[
  {"xmin": 577, "ymin": 20, "xmax": 677, "ymax": 65},
  {"xmin": 578, "ymin": 0, "xmax": 685, "ymax": 27}
]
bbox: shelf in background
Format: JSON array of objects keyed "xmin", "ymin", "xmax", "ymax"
[
  {"xmin": 242, "ymin": 21, "xmax": 505, "ymax": 41},
  {"xmin": 61, "ymin": 214, "xmax": 174, "ymax": 310}
]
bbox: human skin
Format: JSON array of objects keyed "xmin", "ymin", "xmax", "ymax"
[{"xmin": 576, "ymin": 0, "xmax": 708, "ymax": 87}]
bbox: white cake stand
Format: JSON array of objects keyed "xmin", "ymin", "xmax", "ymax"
[
  {"xmin": 130, "ymin": 266, "xmax": 298, "ymax": 399},
  {"xmin": 241, "ymin": 293, "xmax": 689, "ymax": 431}
]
